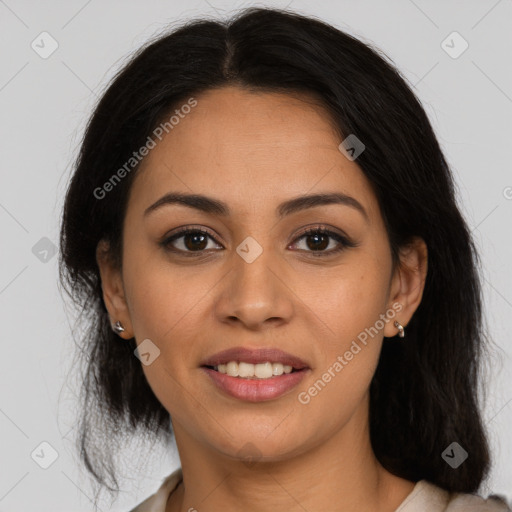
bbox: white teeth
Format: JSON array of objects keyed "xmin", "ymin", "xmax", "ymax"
[{"xmin": 214, "ymin": 361, "xmax": 295, "ymax": 378}]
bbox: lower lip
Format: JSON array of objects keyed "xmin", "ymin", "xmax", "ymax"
[{"xmin": 201, "ymin": 367, "xmax": 309, "ymax": 402}]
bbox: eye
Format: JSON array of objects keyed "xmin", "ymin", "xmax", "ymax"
[
  {"xmin": 160, "ymin": 225, "xmax": 357, "ymax": 257},
  {"xmin": 161, "ymin": 226, "xmax": 222, "ymax": 255},
  {"xmin": 290, "ymin": 226, "xmax": 356, "ymax": 256}
]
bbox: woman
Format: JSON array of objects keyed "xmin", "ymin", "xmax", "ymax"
[{"xmin": 59, "ymin": 7, "xmax": 511, "ymax": 512}]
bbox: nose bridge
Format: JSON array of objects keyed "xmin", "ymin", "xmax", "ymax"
[
  {"xmin": 216, "ymin": 232, "xmax": 293, "ymax": 328},
  {"xmin": 233, "ymin": 234, "xmax": 279, "ymax": 302}
]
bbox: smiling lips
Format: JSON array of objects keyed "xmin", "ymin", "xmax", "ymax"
[{"xmin": 200, "ymin": 346, "xmax": 310, "ymax": 402}]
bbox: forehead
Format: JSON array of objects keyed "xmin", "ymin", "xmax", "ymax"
[{"xmin": 129, "ymin": 86, "xmax": 379, "ymax": 222}]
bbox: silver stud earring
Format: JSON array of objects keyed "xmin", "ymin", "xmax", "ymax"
[
  {"xmin": 112, "ymin": 321, "xmax": 125, "ymax": 335},
  {"xmin": 394, "ymin": 321, "xmax": 405, "ymax": 338}
]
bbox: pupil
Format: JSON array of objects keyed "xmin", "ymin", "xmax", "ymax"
[
  {"xmin": 307, "ymin": 233, "xmax": 328, "ymax": 251},
  {"xmin": 185, "ymin": 232, "xmax": 207, "ymax": 251}
]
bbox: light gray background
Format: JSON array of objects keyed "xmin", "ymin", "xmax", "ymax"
[{"xmin": 1, "ymin": 0, "xmax": 511, "ymax": 510}]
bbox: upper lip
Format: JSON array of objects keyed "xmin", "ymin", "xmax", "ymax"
[{"xmin": 200, "ymin": 346, "xmax": 309, "ymax": 370}]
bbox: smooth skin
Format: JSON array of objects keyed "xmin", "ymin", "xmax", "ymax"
[{"xmin": 96, "ymin": 86, "xmax": 428, "ymax": 512}]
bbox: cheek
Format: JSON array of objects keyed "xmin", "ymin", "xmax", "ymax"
[
  {"xmin": 296, "ymin": 255, "xmax": 389, "ymax": 398},
  {"xmin": 121, "ymin": 246, "xmax": 214, "ymax": 397},
  {"xmin": 295, "ymin": 276, "xmax": 385, "ymax": 434},
  {"xmin": 297, "ymin": 257, "xmax": 390, "ymax": 348},
  {"xmin": 335, "ymin": 273, "xmax": 388, "ymax": 339},
  {"xmin": 122, "ymin": 241, "xmax": 202, "ymax": 340},
  {"xmin": 315, "ymin": 281, "xmax": 385, "ymax": 390},
  {"xmin": 123, "ymin": 258, "xmax": 201, "ymax": 418}
]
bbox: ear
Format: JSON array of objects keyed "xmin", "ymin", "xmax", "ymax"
[
  {"xmin": 383, "ymin": 236, "xmax": 428, "ymax": 338},
  {"xmin": 96, "ymin": 239, "xmax": 133, "ymax": 339}
]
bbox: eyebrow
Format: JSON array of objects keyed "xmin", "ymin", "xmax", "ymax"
[{"xmin": 144, "ymin": 191, "xmax": 369, "ymax": 222}]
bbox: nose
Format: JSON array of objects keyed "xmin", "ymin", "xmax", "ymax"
[{"xmin": 213, "ymin": 245, "xmax": 295, "ymax": 331}]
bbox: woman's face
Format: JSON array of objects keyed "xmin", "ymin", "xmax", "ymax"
[{"xmin": 99, "ymin": 85, "xmax": 426, "ymax": 463}]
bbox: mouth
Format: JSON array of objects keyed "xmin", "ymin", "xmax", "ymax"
[{"xmin": 199, "ymin": 347, "xmax": 310, "ymax": 402}]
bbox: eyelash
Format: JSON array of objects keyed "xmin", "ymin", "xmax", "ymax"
[{"xmin": 160, "ymin": 225, "xmax": 357, "ymax": 258}]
